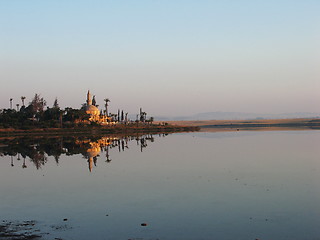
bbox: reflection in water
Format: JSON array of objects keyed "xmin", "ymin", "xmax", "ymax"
[
  {"xmin": 0, "ymin": 134, "xmax": 165, "ymax": 172},
  {"xmin": 0, "ymin": 131, "xmax": 319, "ymax": 240}
]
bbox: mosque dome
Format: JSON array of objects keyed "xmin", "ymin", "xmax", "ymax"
[
  {"xmin": 85, "ymin": 90, "xmax": 100, "ymax": 117},
  {"xmin": 86, "ymin": 146, "xmax": 101, "ymax": 158},
  {"xmin": 85, "ymin": 104, "xmax": 100, "ymax": 116}
]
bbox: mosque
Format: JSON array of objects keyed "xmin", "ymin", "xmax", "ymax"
[{"xmin": 84, "ymin": 90, "xmax": 113, "ymax": 124}]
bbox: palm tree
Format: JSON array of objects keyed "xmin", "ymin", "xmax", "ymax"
[
  {"xmin": 16, "ymin": 103, "xmax": 19, "ymax": 111},
  {"xmin": 143, "ymin": 112, "xmax": 147, "ymax": 122},
  {"xmin": 104, "ymin": 98, "xmax": 110, "ymax": 116},
  {"xmin": 140, "ymin": 111, "xmax": 147, "ymax": 122},
  {"xmin": 10, "ymin": 98, "xmax": 13, "ymax": 109},
  {"xmin": 21, "ymin": 96, "xmax": 26, "ymax": 106}
]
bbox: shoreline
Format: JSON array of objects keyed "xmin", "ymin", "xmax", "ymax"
[
  {"xmin": 0, "ymin": 118, "xmax": 319, "ymax": 136},
  {"xmin": 0, "ymin": 124, "xmax": 200, "ymax": 137},
  {"xmin": 165, "ymin": 118, "xmax": 320, "ymax": 132}
]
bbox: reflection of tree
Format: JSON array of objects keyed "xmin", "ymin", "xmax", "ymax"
[
  {"xmin": 30, "ymin": 151, "xmax": 47, "ymax": 170},
  {"xmin": 0, "ymin": 133, "xmax": 168, "ymax": 171},
  {"xmin": 54, "ymin": 155, "xmax": 60, "ymax": 165},
  {"xmin": 22, "ymin": 156, "xmax": 27, "ymax": 168},
  {"xmin": 105, "ymin": 145, "xmax": 111, "ymax": 163},
  {"xmin": 93, "ymin": 156, "xmax": 97, "ymax": 166}
]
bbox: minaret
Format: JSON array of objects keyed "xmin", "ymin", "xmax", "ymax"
[{"xmin": 87, "ymin": 90, "xmax": 92, "ymax": 105}]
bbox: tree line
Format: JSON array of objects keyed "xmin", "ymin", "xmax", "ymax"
[{"xmin": 0, "ymin": 94, "xmax": 154, "ymax": 129}]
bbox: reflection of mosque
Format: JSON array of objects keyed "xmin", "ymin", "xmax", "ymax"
[
  {"xmin": 86, "ymin": 143, "xmax": 100, "ymax": 172},
  {"xmin": 81, "ymin": 135, "xmax": 154, "ymax": 172},
  {"xmin": 79, "ymin": 137, "xmax": 117, "ymax": 172},
  {"xmin": 2, "ymin": 134, "xmax": 166, "ymax": 172}
]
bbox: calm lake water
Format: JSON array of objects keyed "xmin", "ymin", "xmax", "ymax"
[{"xmin": 0, "ymin": 130, "xmax": 319, "ymax": 240}]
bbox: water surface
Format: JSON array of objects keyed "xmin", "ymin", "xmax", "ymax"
[{"xmin": 0, "ymin": 131, "xmax": 319, "ymax": 240}]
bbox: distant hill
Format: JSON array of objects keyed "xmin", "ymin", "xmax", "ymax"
[{"xmin": 155, "ymin": 112, "xmax": 320, "ymax": 121}]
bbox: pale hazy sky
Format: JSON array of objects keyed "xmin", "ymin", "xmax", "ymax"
[{"xmin": 0, "ymin": 0, "xmax": 319, "ymax": 116}]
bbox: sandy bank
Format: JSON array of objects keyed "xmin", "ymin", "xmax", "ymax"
[{"xmin": 162, "ymin": 118, "xmax": 320, "ymax": 132}]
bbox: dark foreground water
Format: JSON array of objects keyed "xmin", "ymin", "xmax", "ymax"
[{"xmin": 0, "ymin": 130, "xmax": 319, "ymax": 240}]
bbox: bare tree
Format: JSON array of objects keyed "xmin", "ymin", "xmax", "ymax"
[
  {"xmin": 53, "ymin": 97, "xmax": 59, "ymax": 109},
  {"xmin": 30, "ymin": 94, "xmax": 47, "ymax": 120}
]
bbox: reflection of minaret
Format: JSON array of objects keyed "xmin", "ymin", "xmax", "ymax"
[
  {"xmin": 88, "ymin": 157, "xmax": 93, "ymax": 172},
  {"xmin": 87, "ymin": 90, "xmax": 92, "ymax": 105}
]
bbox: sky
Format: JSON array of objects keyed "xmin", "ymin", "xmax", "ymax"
[{"xmin": 0, "ymin": 0, "xmax": 319, "ymax": 117}]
